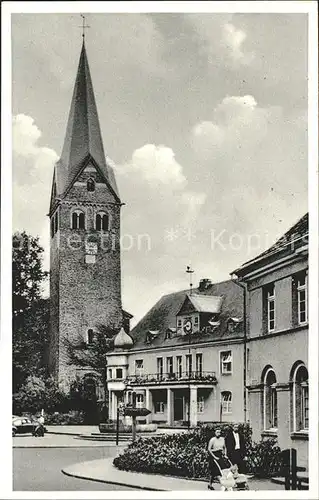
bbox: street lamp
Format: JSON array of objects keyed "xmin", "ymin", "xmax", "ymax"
[{"xmin": 186, "ymin": 265, "xmax": 194, "ymax": 430}]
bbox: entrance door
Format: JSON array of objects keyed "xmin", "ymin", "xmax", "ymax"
[{"xmin": 174, "ymin": 396, "xmax": 184, "ymax": 421}]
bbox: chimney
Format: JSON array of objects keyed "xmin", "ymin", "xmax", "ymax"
[{"xmin": 198, "ymin": 278, "xmax": 212, "ymax": 291}]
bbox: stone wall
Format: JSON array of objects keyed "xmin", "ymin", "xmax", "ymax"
[{"xmin": 49, "ymin": 165, "xmax": 122, "ymax": 388}]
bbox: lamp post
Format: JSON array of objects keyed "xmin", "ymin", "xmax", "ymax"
[{"xmin": 186, "ymin": 266, "xmax": 194, "ymax": 430}]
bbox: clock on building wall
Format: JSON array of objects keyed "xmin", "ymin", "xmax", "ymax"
[{"xmin": 183, "ymin": 318, "xmax": 192, "ymax": 334}]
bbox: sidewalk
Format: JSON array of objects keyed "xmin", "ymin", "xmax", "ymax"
[{"xmin": 62, "ymin": 458, "xmax": 283, "ymax": 491}]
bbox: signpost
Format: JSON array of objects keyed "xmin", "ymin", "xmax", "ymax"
[{"xmin": 123, "ymin": 406, "xmax": 151, "ymax": 442}]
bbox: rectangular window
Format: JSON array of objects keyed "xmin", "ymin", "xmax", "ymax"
[
  {"xmin": 267, "ymin": 284, "xmax": 276, "ymax": 332},
  {"xmin": 135, "ymin": 359, "xmax": 144, "ymax": 375},
  {"xmin": 220, "ymin": 351, "xmax": 232, "ymax": 374},
  {"xmin": 301, "ymin": 383, "xmax": 309, "ymax": 429},
  {"xmin": 297, "ymin": 274, "xmax": 308, "ymax": 324},
  {"xmin": 135, "ymin": 393, "xmax": 144, "ymax": 409},
  {"xmin": 116, "ymin": 368, "xmax": 123, "ymax": 379},
  {"xmin": 166, "ymin": 356, "xmax": 173, "ymax": 375},
  {"xmin": 154, "ymin": 401, "xmax": 165, "ymax": 413},
  {"xmin": 108, "ymin": 369, "xmax": 112, "ymax": 379},
  {"xmin": 177, "ymin": 318, "xmax": 182, "ymax": 327},
  {"xmin": 196, "ymin": 353, "xmax": 203, "ymax": 376},
  {"xmin": 221, "ymin": 392, "xmax": 232, "ymax": 414},
  {"xmin": 176, "ymin": 356, "xmax": 182, "ymax": 378},
  {"xmin": 186, "ymin": 354, "xmax": 192, "ymax": 377},
  {"xmin": 157, "ymin": 357, "xmax": 163, "ymax": 379},
  {"xmin": 270, "ymin": 387, "xmax": 278, "ymax": 428},
  {"xmin": 194, "ymin": 316, "xmax": 199, "ymax": 324},
  {"xmin": 197, "ymin": 395, "xmax": 205, "ymax": 413}
]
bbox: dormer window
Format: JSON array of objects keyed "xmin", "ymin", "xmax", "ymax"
[
  {"xmin": 87, "ymin": 178, "xmax": 95, "ymax": 192},
  {"xmin": 72, "ymin": 210, "xmax": 85, "ymax": 230},
  {"xmin": 96, "ymin": 212, "xmax": 109, "ymax": 231}
]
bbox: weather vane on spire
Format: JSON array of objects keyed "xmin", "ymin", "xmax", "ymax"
[{"xmin": 79, "ymin": 14, "xmax": 90, "ymax": 40}]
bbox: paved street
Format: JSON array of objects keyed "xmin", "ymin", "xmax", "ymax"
[{"xmin": 13, "ymin": 445, "xmax": 135, "ymax": 491}]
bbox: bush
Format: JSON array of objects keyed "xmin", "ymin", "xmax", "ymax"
[
  {"xmin": 45, "ymin": 411, "xmax": 85, "ymax": 425},
  {"xmin": 113, "ymin": 423, "xmax": 283, "ymax": 479},
  {"xmin": 245, "ymin": 438, "xmax": 284, "ymax": 478}
]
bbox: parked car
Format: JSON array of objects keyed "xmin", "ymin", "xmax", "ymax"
[{"xmin": 12, "ymin": 416, "xmax": 45, "ymax": 437}]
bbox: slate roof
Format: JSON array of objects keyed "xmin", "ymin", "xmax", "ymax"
[
  {"xmin": 234, "ymin": 213, "xmax": 308, "ymax": 277},
  {"xmin": 128, "ymin": 280, "xmax": 244, "ymax": 351},
  {"xmin": 53, "ymin": 42, "xmax": 120, "ymax": 202}
]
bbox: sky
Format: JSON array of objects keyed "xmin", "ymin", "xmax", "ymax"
[{"xmin": 12, "ymin": 12, "xmax": 308, "ymax": 326}]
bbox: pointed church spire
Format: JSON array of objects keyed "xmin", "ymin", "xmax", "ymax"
[{"xmin": 56, "ymin": 41, "xmax": 120, "ymax": 201}]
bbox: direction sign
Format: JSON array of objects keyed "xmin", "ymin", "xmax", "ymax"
[{"xmin": 123, "ymin": 407, "xmax": 151, "ymax": 417}]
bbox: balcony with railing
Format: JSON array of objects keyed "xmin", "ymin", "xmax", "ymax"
[{"xmin": 126, "ymin": 370, "xmax": 218, "ymax": 386}]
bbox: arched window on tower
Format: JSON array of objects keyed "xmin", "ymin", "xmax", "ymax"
[
  {"xmin": 292, "ymin": 363, "xmax": 308, "ymax": 431},
  {"xmin": 95, "ymin": 212, "xmax": 109, "ymax": 231},
  {"xmin": 87, "ymin": 178, "xmax": 95, "ymax": 192},
  {"xmin": 263, "ymin": 368, "xmax": 278, "ymax": 430},
  {"xmin": 86, "ymin": 328, "xmax": 94, "ymax": 345},
  {"xmin": 72, "ymin": 210, "xmax": 85, "ymax": 230}
]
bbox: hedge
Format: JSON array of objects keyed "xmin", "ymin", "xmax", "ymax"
[{"xmin": 113, "ymin": 423, "xmax": 284, "ymax": 479}]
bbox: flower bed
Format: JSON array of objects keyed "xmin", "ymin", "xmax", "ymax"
[{"xmin": 113, "ymin": 423, "xmax": 283, "ymax": 479}]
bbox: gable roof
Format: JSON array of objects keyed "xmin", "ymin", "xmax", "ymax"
[
  {"xmin": 53, "ymin": 42, "xmax": 120, "ymax": 202},
  {"xmin": 233, "ymin": 213, "xmax": 308, "ymax": 277},
  {"xmin": 128, "ymin": 279, "xmax": 244, "ymax": 351}
]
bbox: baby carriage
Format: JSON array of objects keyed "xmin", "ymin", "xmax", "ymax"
[{"xmin": 213, "ymin": 455, "xmax": 249, "ymax": 491}]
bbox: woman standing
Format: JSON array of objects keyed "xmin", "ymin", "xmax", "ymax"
[{"xmin": 207, "ymin": 427, "xmax": 228, "ymax": 490}]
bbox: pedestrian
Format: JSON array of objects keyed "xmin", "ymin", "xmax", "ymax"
[
  {"xmin": 225, "ymin": 424, "xmax": 245, "ymax": 473},
  {"xmin": 207, "ymin": 427, "xmax": 229, "ymax": 490},
  {"xmin": 38, "ymin": 409, "xmax": 45, "ymax": 426}
]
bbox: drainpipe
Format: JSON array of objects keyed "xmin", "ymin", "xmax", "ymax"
[{"xmin": 230, "ymin": 274, "xmax": 248, "ymax": 424}]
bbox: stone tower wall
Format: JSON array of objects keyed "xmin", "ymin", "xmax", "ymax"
[{"xmin": 49, "ymin": 165, "xmax": 122, "ymax": 388}]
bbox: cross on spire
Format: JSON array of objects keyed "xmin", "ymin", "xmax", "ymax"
[{"xmin": 79, "ymin": 14, "xmax": 90, "ymax": 40}]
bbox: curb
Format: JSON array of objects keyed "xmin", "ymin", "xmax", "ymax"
[
  {"xmin": 61, "ymin": 468, "xmax": 160, "ymax": 491},
  {"xmin": 47, "ymin": 431, "xmax": 81, "ymax": 436},
  {"xmin": 13, "ymin": 445, "xmax": 120, "ymax": 449}
]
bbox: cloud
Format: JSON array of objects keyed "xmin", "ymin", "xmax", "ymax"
[
  {"xmin": 13, "ymin": 114, "xmax": 58, "ymax": 277},
  {"xmin": 221, "ymin": 23, "xmax": 254, "ymax": 66},
  {"xmin": 187, "ymin": 14, "xmax": 254, "ymax": 69},
  {"xmin": 192, "ymin": 95, "xmax": 276, "ymax": 158},
  {"xmin": 115, "ymin": 143, "xmax": 207, "ymax": 323},
  {"xmin": 122, "ymin": 144, "xmax": 187, "ymax": 187},
  {"xmin": 190, "ymin": 94, "xmax": 307, "ymax": 263}
]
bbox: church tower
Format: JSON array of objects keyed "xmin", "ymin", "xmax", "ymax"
[{"xmin": 48, "ymin": 41, "xmax": 123, "ymax": 389}]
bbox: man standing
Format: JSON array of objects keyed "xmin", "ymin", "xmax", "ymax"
[{"xmin": 225, "ymin": 424, "xmax": 245, "ymax": 472}]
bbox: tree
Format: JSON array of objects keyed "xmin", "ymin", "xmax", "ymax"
[
  {"xmin": 13, "ymin": 232, "xmax": 48, "ymax": 316},
  {"xmin": 13, "ymin": 375, "xmax": 69, "ymax": 415},
  {"xmin": 63, "ymin": 323, "xmax": 119, "ymax": 422},
  {"xmin": 12, "ymin": 232, "xmax": 49, "ymax": 391}
]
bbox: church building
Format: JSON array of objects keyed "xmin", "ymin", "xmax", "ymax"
[{"xmin": 48, "ymin": 41, "xmax": 129, "ymax": 391}]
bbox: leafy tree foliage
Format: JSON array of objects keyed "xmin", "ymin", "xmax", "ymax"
[
  {"xmin": 63, "ymin": 323, "xmax": 119, "ymax": 400},
  {"xmin": 13, "ymin": 375, "xmax": 69, "ymax": 415},
  {"xmin": 13, "ymin": 232, "xmax": 48, "ymax": 316},
  {"xmin": 12, "ymin": 232, "xmax": 49, "ymax": 392}
]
